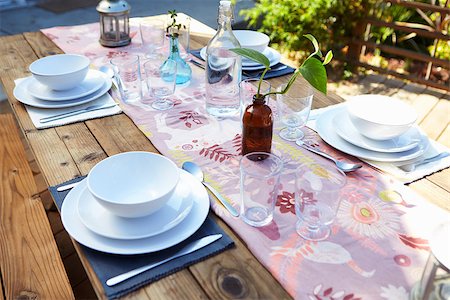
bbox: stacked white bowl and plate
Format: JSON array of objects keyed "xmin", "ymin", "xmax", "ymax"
[
  {"xmin": 13, "ymin": 54, "xmax": 112, "ymax": 109},
  {"xmin": 60, "ymin": 152, "xmax": 210, "ymax": 255},
  {"xmin": 315, "ymin": 95, "xmax": 432, "ymax": 168},
  {"xmin": 200, "ymin": 30, "xmax": 282, "ymax": 71}
]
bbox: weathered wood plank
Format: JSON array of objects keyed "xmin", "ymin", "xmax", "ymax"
[
  {"xmin": 418, "ymin": 93, "xmax": 450, "ymax": 140},
  {"xmin": 409, "ymin": 177, "xmax": 450, "ymax": 211},
  {"xmin": 55, "ymin": 122, "xmax": 108, "ymax": 175},
  {"xmin": 86, "ymin": 114, "xmax": 156, "ymax": 155},
  {"xmin": 190, "ymin": 215, "xmax": 292, "ymax": 299},
  {"xmin": 0, "ymin": 114, "xmax": 74, "ymax": 299},
  {"xmin": 24, "ymin": 31, "xmax": 65, "ymax": 57},
  {"xmin": 27, "ymin": 128, "xmax": 81, "ymax": 186},
  {"xmin": 138, "ymin": 272, "xmax": 209, "ymax": 300}
]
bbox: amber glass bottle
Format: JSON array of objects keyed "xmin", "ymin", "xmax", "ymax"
[{"xmin": 242, "ymin": 95, "xmax": 273, "ymax": 155}]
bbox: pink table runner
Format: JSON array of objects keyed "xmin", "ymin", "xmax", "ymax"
[{"xmin": 42, "ymin": 22, "xmax": 449, "ymax": 299}]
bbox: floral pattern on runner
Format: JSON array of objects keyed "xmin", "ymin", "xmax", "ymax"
[{"xmin": 42, "ymin": 21, "xmax": 449, "ymax": 299}]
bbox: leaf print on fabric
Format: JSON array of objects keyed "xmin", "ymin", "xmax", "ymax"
[
  {"xmin": 199, "ymin": 144, "xmax": 235, "ymax": 162},
  {"xmin": 179, "ymin": 110, "xmax": 203, "ymax": 128},
  {"xmin": 276, "ymin": 191, "xmax": 295, "ymax": 214},
  {"xmin": 380, "ymin": 285, "xmax": 409, "ymax": 300},
  {"xmin": 304, "ymin": 242, "xmax": 375, "ymax": 278},
  {"xmin": 257, "ymin": 220, "xmax": 280, "ymax": 240},
  {"xmin": 232, "ymin": 134, "xmax": 242, "ymax": 154},
  {"xmin": 398, "ymin": 234, "xmax": 429, "ymax": 251},
  {"xmin": 379, "ymin": 190, "xmax": 415, "ymax": 208},
  {"xmin": 309, "ymin": 283, "xmax": 360, "ymax": 300}
]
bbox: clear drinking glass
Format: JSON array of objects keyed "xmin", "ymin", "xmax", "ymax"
[
  {"xmin": 276, "ymin": 83, "xmax": 313, "ymax": 141},
  {"xmin": 139, "ymin": 19, "xmax": 165, "ymax": 59},
  {"xmin": 240, "ymin": 152, "xmax": 283, "ymax": 227},
  {"xmin": 295, "ymin": 160, "xmax": 346, "ymax": 241},
  {"xmin": 110, "ymin": 55, "xmax": 142, "ymax": 104},
  {"xmin": 143, "ymin": 58, "xmax": 177, "ymax": 111}
]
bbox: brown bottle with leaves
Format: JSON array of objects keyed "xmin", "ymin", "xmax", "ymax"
[{"xmin": 242, "ymin": 95, "xmax": 273, "ymax": 155}]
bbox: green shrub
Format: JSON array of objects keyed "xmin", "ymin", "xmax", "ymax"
[{"xmin": 240, "ymin": 0, "xmax": 377, "ymax": 58}]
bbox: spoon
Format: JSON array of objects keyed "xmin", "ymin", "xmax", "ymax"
[
  {"xmin": 182, "ymin": 162, "xmax": 239, "ymax": 217},
  {"xmin": 296, "ymin": 140, "xmax": 362, "ymax": 173}
]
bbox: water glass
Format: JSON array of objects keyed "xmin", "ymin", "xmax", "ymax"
[
  {"xmin": 139, "ymin": 19, "xmax": 165, "ymax": 59},
  {"xmin": 240, "ymin": 152, "xmax": 283, "ymax": 227},
  {"xmin": 276, "ymin": 83, "xmax": 313, "ymax": 141},
  {"xmin": 110, "ymin": 55, "xmax": 142, "ymax": 104},
  {"xmin": 239, "ymin": 78, "xmax": 271, "ymax": 120},
  {"xmin": 143, "ymin": 58, "xmax": 177, "ymax": 111},
  {"xmin": 295, "ymin": 160, "xmax": 346, "ymax": 241}
]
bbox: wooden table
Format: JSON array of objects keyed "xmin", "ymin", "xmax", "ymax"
[{"xmin": 0, "ymin": 14, "xmax": 449, "ymax": 300}]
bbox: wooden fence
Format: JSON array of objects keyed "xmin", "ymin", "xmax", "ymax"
[{"xmin": 347, "ymin": 0, "xmax": 449, "ymax": 91}]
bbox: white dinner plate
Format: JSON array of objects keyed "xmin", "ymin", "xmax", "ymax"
[
  {"xmin": 77, "ymin": 175, "xmax": 194, "ymax": 240},
  {"xmin": 333, "ymin": 109, "xmax": 422, "ymax": 153},
  {"xmin": 316, "ymin": 107, "xmax": 429, "ymax": 162},
  {"xmin": 61, "ymin": 170, "xmax": 209, "ymax": 255},
  {"xmin": 14, "ymin": 74, "xmax": 112, "ymax": 109},
  {"xmin": 27, "ymin": 69, "xmax": 105, "ymax": 101},
  {"xmin": 200, "ymin": 46, "xmax": 281, "ymax": 71}
]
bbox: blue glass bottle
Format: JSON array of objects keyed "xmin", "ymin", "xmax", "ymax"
[{"xmin": 167, "ymin": 33, "xmax": 192, "ymax": 85}]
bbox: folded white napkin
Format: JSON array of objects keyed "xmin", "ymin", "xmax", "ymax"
[
  {"xmin": 14, "ymin": 77, "xmax": 122, "ymax": 129},
  {"xmin": 307, "ymin": 104, "xmax": 450, "ymax": 184}
]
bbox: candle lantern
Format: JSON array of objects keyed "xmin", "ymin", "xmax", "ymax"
[
  {"xmin": 96, "ymin": 0, "xmax": 131, "ymax": 47},
  {"xmin": 411, "ymin": 223, "xmax": 450, "ymax": 300}
]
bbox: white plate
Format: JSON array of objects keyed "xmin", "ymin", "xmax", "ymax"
[
  {"xmin": 61, "ymin": 170, "xmax": 210, "ymax": 255},
  {"xmin": 14, "ymin": 74, "xmax": 112, "ymax": 109},
  {"xmin": 316, "ymin": 107, "xmax": 429, "ymax": 162},
  {"xmin": 78, "ymin": 176, "xmax": 194, "ymax": 240},
  {"xmin": 200, "ymin": 46, "xmax": 281, "ymax": 71},
  {"xmin": 333, "ymin": 110, "xmax": 421, "ymax": 153},
  {"xmin": 27, "ymin": 69, "xmax": 105, "ymax": 101}
]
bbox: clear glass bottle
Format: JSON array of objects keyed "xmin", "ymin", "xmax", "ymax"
[
  {"xmin": 242, "ymin": 95, "xmax": 273, "ymax": 155},
  {"xmin": 205, "ymin": 0, "xmax": 242, "ymax": 117}
]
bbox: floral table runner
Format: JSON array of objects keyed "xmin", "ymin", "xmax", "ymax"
[{"xmin": 42, "ymin": 21, "xmax": 449, "ymax": 299}]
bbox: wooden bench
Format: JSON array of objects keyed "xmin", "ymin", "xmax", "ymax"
[{"xmin": 0, "ymin": 114, "xmax": 74, "ymax": 299}]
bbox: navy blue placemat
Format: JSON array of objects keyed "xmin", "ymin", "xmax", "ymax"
[
  {"xmin": 190, "ymin": 49, "xmax": 295, "ymax": 80},
  {"xmin": 50, "ymin": 176, "xmax": 234, "ymax": 299}
]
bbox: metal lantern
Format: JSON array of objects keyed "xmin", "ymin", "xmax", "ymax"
[{"xmin": 96, "ymin": 0, "xmax": 131, "ymax": 47}]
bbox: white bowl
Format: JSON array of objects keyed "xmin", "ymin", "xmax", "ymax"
[
  {"xmin": 233, "ymin": 30, "xmax": 270, "ymax": 52},
  {"xmin": 29, "ymin": 54, "xmax": 90, "ymax": 91},
  {"xmin": 87, "ymin": 151, "xmax": 180, "ymax": 218},
  {"xmin": 347, "ymin": 95, "xmax": 417, "ymax": 140}
]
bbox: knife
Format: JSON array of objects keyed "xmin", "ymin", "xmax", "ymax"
[
  {"xmin": 56, "ymin": 182, "xmax": 80, "ymax": 192},
  {"xmin": 40, "ymin": 103, "xmax": 117, "ymax": 123},
  {"xmin": 106, "ymin": 234, "xmax": 223, "ymax": 286}
]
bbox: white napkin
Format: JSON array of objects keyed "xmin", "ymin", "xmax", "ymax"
[
  {"xmin": 307, "ymin": 104, "xmax": 450, "ymax": 184},
  {"xmin": 14, "ymin": 77, "xmax": 122, "ymax": 129}
]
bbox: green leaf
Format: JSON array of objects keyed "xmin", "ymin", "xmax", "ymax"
[
  {"xmin": 303, "ymin": 34, "xmax": 322, "ymax": 58},
  {"xmin": 299, "ymin": 57, "xmax": 327, "ymax": 94},
  {"xmin": 229, "ymin": 48, "xmax": 271, "ymax": 68},
  {"xmin": 323, "ymin": 50, "xmax": 333, "ymax": 65}
]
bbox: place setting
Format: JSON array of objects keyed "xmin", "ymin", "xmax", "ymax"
[
  {"xmin": 51, "ymin": 151, "xmax": 234, "ymax": 298},
  {"xmin": 311, "ymin": 95, "xmax": 450, "ymax": 182},
  {"xmin": 13, "ymin": 53, "xmax": 121, "ymax": 129},
  {"xmin": 192, "ymin": 30, "xmax": 295, "ymax": 79}
]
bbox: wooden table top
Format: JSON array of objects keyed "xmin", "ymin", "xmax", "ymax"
[{"xmin": 0, "ymin": 14, "xmax": 448, "ymax": 300}]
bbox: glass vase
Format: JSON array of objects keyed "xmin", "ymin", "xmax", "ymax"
[{"xmin": 167, "ymin": 34, "xmax": 192, "ymax": 85}]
